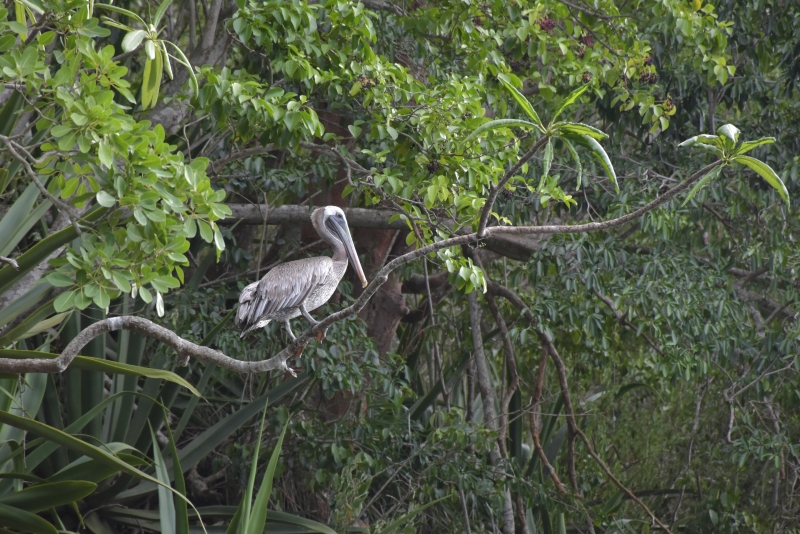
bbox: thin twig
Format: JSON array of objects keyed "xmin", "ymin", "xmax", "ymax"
[{"xmin": 0, "ymin": 135, "xmax": 83, "ymax": 235}]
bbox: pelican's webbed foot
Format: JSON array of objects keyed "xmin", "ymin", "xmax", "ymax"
[{"xmin": 300, "ymin": 305, "xmax": 328, "ymax": 341}]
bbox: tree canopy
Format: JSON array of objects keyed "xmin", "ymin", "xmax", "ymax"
[{"xmin": 0, "ymin": 0, "xmax": 798, "ymax": 532}]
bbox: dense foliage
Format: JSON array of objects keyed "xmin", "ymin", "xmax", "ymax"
[{"xmin": 0, "ymin": 0, "xmax": 798, "ymax": 533}]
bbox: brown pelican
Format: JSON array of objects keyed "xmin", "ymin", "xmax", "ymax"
[{"xmin": 236, "ymin": 206, "xmax": 368, "ymax": 341}]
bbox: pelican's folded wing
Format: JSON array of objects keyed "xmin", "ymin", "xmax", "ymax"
[{"xmin": 236, "ymin": 257, "xmax": 332, "ymax": 333}]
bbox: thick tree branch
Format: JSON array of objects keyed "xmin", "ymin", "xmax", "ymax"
[{"xmin": 0, "ymin": 159, "xmax": 723, "ymax": 375}]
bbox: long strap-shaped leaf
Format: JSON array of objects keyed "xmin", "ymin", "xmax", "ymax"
[
  {"xmin": 246, "ymin": 420, "xmax": 289, "ymax": 534},
  {"xmin": 0, "ymin": 350, "xmax": 200, "ymax": 396}
]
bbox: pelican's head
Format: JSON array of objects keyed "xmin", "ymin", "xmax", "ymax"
[{"xmin": 312, "ymin": 206, "xmax": 368, "ymax": 288}]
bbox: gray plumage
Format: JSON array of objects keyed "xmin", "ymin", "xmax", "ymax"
[{"xmin": 236, "ymin": 206, "xmax": 368, "ymax": 340}]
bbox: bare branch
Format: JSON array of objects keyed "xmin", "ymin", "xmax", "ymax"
[
  {"xmin": 554, "ymin": 0, "xmax": 630, "ymax": 19},
  {"xmin": 0, "ymin": 256, "xmax": 19, "ymax": 270},
  {"xmin": 477, "ymin": 136, "xmax": 549, "ymax": 237},
  {"xmin": 362, "ymin": 0, "xmax": 407, "ymax": 17},
  {"xmin": 0, "ymin": 134, "xmax": 83, "ymax": 235}
]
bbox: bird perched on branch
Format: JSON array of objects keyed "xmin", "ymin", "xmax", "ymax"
[{"xmin": 236, "ymin": 206, "xmax": 368, "ymax": 341}]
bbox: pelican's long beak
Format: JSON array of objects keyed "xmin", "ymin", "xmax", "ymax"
[{"xmin": 332, "ymin": 218, "xmax": 368, "ymax": 288}]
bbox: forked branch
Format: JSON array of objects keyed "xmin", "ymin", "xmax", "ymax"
[{"xmin": 0, "ymin": 159, "xmax": 721, "ymax": 375}]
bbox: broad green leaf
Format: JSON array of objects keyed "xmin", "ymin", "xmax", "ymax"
[
  {"xmin": 497, "ymin": 75, "xmax": 543, "ymax": 130},
  {"xmin": 121, "ymin": 29, "xmax": 146, "ymax": 52},
  {"xmin": 679, "ymin": 134, "xmax": 724, "ymax": 151},
  {"xmin": 0, "ymin": 503, "xmax": 57, "ymax": 534},
  {"xmin": 717, "ymin": 123, "xmax": 740, "ymax": 145},
  {"xmin": 557, "ymin": 122, "xmax": 607, "ymax": 140},
  {"xmin": 142, "ymin": 49, "xmax": 163, "ymax": 110},
  {"xmin": 98, "ymin": 139, "xmax": 113, "ymax": 167},
  {"xmin": 734, "ymin": 137, "xmax": 775, "ymax": 156},
  {"xmin": 551, "ymin": 84, "xmax": 590, "ymax": 123},
  {"xmin": 96, "ymin": 190, "xmax": 116, "ymax": 207},
  {"xmin": 0, "ymin": 480, "xmax": 96, "ymax": 512},
  {"xmin": 733, "ymin": 155, "xmax": 790, "ymax": 206},
  {"xmin": 682, "ymin": 165, "xmax": 722, "ymax": 206},
  {"xmin": 562, "ymin": 137, "xmax": 583, "ymax": 190},
  {"xmin": 465, "ymin": 119, "xmax": 540, "ymax": 142},
  {"xmin": 247, "ymin": 420, "xmax": 289, "ymax": 534}
]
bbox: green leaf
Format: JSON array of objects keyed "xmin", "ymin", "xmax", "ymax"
[
  {"xmin": 564, "ymin": 133, "xmax": 618, "ymax": 192},
  {"xmin": 163, "ymin": 408, "xmax": 189, "ymax": 534},
  {"xmin": 562, "ymin": 137, "xmax": 582, "ymax": 190},
  {"xmin": 116, "ymin": 375, "xmax": 308, "ymax": 500},
  {"xmin": 465, "ymin": 119, "xmax": 540, "ymax": 142},
  {"xmin": 142, "ymin": 50, "xmax": 163, "ymax": 110},
  {"xmin": 150, "ymin": 423, "xmax": 176, "ymax": 534},
  {"xmin": 0, "ymin": 350, "xmax": 201, "ymax": 396},
  {"xmin": 552, "ymin": 84, "xmax": 590, "ymax": 123},
  {"xmin": 0, "ymin": 503, "xmax": 57, "ymax": 534},
  {"xmin": 121, "ymin": 29, "xmax": 146, "ymax": 52},
  {"xmin": 213, "ymin": 226, "xmax": 225, "ymax": 250},
  {"xmin": 162, "ymin": 46, "xmax": 174, "ymax": 80},
  {"xmin": 682, "ymin": 165, "xmax": 722, "ymax": 206},
  {"xmin": 734, "ymin": 137, "xmax": 775, "ymax": 156},
  {"xmin": 717, "ymin": 123, "xmax": 740, "ymax": 145},
  {"xmin": 247, "ymin": 420, "xmax": 289, "ymax": 534},
  {"xmin": 98, "ymin": 139, "xmax": 113, "ymax": 167},
  {"xmin": 96, "ymin": 190, "xmax": 116, "ymax": 207},
  {"xmin": 153, "ymin": 0, "xmax": 173, "ymax": 27},
  {"xmin": 0, "ymin": 480, "xmax": 96, "ymax": 512},
  {"xmin": 679, "ymin": 134, "xmax": 724, "ymax": 151},
  {"xmin": 349, "ymin": 81, "xmax": 362, "ymax": 96},
  {"xmin": 539, "ymin": 137, "xmax": 553, "ymax": 190},
  {"xmin": 733, "ymin": 155, "xmax": 790, "ymax": 206},
  {"xmin": 0, "ymin": 410, "xmax": 160, "ymax": 485},
  {"xmin": 497, "ymin": 74, "xmax": 543, "ymax": 130},
  {"xmin": 95, "ymin": 3, "xmax": 148, "ymax": 26},
  {"xmin": 557, "ymin": 122, "xmax": 607, "ymax": 140},
  {"xmin": 162, "ymin": 41, "xmax": 198, "ymax": 95}
]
